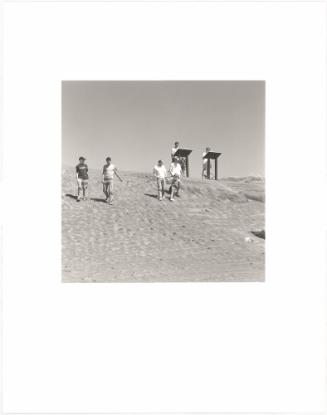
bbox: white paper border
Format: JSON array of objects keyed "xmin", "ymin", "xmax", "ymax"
[{"xmin": 2, "ymin": 1, "xmax": 327, "ymax": 414}]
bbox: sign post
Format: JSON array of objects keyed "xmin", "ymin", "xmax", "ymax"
[
  {"xmin": 174, "ymin": 148, "xmax": 193, "ymax": 178},
  {"xmin": 203, "ymin": 151, "xmax": 222, "ymax": 180}
]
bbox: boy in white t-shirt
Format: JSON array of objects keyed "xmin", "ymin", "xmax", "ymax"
[
  {"xmin": 102, "ymin": 157, "xmax": 118, "ymax": 204},
  {"xmin": 169, "ymin": 157, "xmax": 183, "ymax": 201},
  {"xmin": 153, "ymin": 160, "xmax": 167, "ymax": 201},
  {"xmin": 171, "ymin": 140, "xmax": 186, "ymax": 174},
  {"xmin": 171, "ymin": 141, "xmax": 180, "ymax": 160}
]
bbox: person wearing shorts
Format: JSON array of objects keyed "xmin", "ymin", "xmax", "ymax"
[
  {"xmin": 102, "ymin": 157, "xmax": 117, "ymax": 204},
  {"xmin": 76, "ymin": 156, "xmax": 89, "ymax": 201},
  {"xmin": 169, "ymin": 157, "xmax": 182, "ymax": 201},
  {"xmin": 171, "ymin": 140, "xmax": 186, "ymax": 175},
  {"xmin": 170, "ymin": 175, "xmax": 181, "ymax": 201},
  {"xmin": 202, "ymin": 147, "xmax": 211, "ymax": 179},
  {"xmin": 153, "ymin": 160, "xmax": 167, "ymax": 201}
]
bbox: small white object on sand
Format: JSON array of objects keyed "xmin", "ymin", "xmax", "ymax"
[{"xmin": 245, "ymin": 236, "xmax": 254, "ymax": 243}]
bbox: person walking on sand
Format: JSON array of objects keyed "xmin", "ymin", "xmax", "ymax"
[
  {"xmin": 76, "ymin": 156, "xmax": 89, "ymax": 201},
  {"xmin": 102, "ymin": 157, "xmax": 119, "ymax": 205},
  {"xmin": 153, "ymin": 160, "xmax": 167, "ymax": 201},
  {"xmin": 169, "ymin": 157, "xmax": 183, "ymax": 201},
  {"xmin": 202, "ymin": 146, "xmax": 211, "ymax": 179}
]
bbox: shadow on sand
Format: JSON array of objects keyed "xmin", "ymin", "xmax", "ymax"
[
  {"xmin": 144, "ymin": 193, "xmax": 158, "ymax": 199},
  {"xmin": 251, "ymin": 230, "xmax": 265, "ymax": 240},
  {"xmin": 91, "ymin": 198, "xmax": 107, "ymax": 203},
  {"xmin": 65, "ymin": 193, "xmax": 77, "ymax": 200}
]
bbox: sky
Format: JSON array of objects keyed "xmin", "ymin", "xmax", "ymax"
[{"xmin": 62, "ymin": 81, "xmax": 265, "ymax": 178}]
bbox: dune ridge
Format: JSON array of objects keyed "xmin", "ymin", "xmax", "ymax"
[{"xmin": 62, "ymin": 167, "xmax": 265, "ymax": 282}]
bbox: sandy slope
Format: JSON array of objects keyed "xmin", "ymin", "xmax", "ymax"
[{"xmin": 62, "ymin": 167, "xmax": 265, "ymax": 282}]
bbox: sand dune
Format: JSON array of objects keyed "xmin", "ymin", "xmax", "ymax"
[{"xmin": 62, "ymin": 167, "xmax": 265, "ymax": 282}]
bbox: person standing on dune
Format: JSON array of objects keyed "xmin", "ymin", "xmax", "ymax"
[
  {"xmin": 202, "ymin": 146, "xmax": 212, "ymax": 179},
  {"xmin": 171, "ymin": 140, "xmax": 186, "ymax": 175},
  {"xmin": 153, "ymin": 160, "xmax": 167, "ymax": 201},
  {"xmin": 102, "ymin": 157, "xmax": 118, "ymax": 205},
  {"xmin": 171, "ymin": 141, "xmax": 180, "ymax": 160},
  {"xmin": 76, "ymin": 156, "xmax": 89, "ymax": 201}
]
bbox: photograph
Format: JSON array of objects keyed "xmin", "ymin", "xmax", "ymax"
[
  {"xmin": 62, "ymin": 80, "xmax": 265, "ymax": 282},
  {"xmin": 3, "ymin": 1, "xmax": 326, "ymax": 413}
]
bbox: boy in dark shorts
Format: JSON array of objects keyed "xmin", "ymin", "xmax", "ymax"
[
  {"xmin": 76, "ymin": 156, "xmax": 89, "ymax": 201},
  {"xmin": 170, "ymin": 174, "xmax": 181, "ymax": 202}
]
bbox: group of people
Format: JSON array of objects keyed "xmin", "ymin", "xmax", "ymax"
[
  {"xmin": 74, "ymin": 141, "xmax": 213, "ymax": 204},
  {"xmin": 170, "ymin": 141, "xmax": 212, "ymax": 179},
  {"xmin": 153, "ymin": 156, "xmax": 183, "ymax": 202},
  {"xmin": 75, "ymin": 156, "xmax": 120, "ymax": 204}
]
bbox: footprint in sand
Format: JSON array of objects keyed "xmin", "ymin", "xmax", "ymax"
[{"xmin": 62, "ymin": 169, "xmax": 265, "ymax": 282}]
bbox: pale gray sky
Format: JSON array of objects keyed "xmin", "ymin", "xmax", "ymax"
[{"xmin": 62, "ymin": 81, "xmax": 265, "ymax": 177}]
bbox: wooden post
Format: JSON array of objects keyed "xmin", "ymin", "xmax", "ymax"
[
  {"xmin": 174, "ymin": 149, "xmax": 192, "ymax": 178},
  {"xmin": 203, "ymin": 151, "xmax": 221, "ymax": 181},
  {"xmin": 185, "ymin": 156, "xmax": 189, "ymax": 178},
  {"xmin": 207, "ymin": 158, "xmax": 210, "ymax": 179}
]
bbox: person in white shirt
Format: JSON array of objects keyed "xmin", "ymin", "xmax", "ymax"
[
  {"xmin": 102, "ymin": 157, "xmax": 118, "ymax": 204},
  {"xmin": 202, "ymin": 147, "xmax": 211, "ymax": 179},
  {"xmin": 153, "ymin": 160, "xmax": 167, "ymax": 201},
  {"xmin": 171, "ymin": 141, "xmax": 180, "ymax": 160},
  {"xmin": 169, "ymin": 157, "xmax": 183, "ymax": 201},
  {"xmin": 171, "ymin": 140, "xmax": 187, "ymax": 174}
]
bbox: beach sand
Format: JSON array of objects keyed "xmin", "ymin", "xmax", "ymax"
[{"xmin": 62, "ymin": 167, "xmax": 265, "ymax": 282}]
